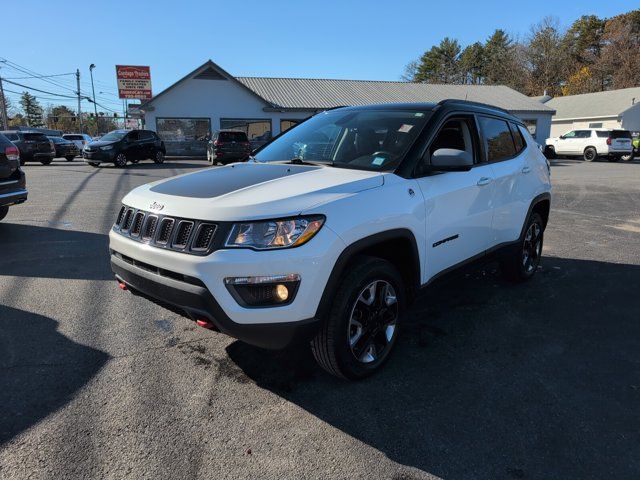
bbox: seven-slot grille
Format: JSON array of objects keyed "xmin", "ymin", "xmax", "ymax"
[{"xmin": 113, "ymin": 205, "xmax": 217, "ymax": 255}]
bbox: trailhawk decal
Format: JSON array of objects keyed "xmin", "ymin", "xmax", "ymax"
[{"xmin": 432, "ymin": 234, "xmax": 459, "ymax": 248}]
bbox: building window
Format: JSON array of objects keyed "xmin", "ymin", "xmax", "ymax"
[
  {"xmin": 220, "ymin": 118, "xmax": 272, "ymax": 148},
  {"xmin": 156, "ymin": 117, "xmax": 211, "ymax": 155},
  {"xmin": 280, "ymin": 119, "xmax": 301, "ymax": 133},
  {"xmin": 523, "ymin": 119, "xmax": 537, "ymax": 139},
  {"xmin": 588, "ymin": 122, "xmax": 603, "ymax": 128}
]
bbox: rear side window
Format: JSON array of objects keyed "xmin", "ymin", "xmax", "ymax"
[
  {"xmin": 23, "ymin": 133, "xmax": 48, "ymax": 141},
  {"xmin": 478, "ymin": 116, "xmax": 516, "ymax": 162},
  {"xmin": 611, "ymin": 130, "xmax": 632, "ymax": 139},
  {"xmin": 595, "ymin": 131, "xmax": 609, "ymax": 138},
  {"xmin": 64, "ymin": 134, "xmax": 82, "ymax": 140},
  {"xmin": 219, "ymin": 131, "xmax": 248, "ymax": 142},
  {"xmin": 509, "ymin": 123, "xmax": 526, "ymax": 153},
  {"xmin": 4, "ymin": 133, "xmax": 19, "ymax": 141},
  {"xmin": 139, "ymin": 131, "xmax": 154, "ymax": 140}
]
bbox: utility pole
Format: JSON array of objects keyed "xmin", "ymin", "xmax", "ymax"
[
  {"xmin": 0, "ymin": 75, "xmax": 8, "ymax": 130},
  {"xmin": 76, "ymin": 69, "xmax": 83, "ymax": 133},
  {"xmin": 89, "ymin": 64, "xmax": 98, "ymax": 135}
]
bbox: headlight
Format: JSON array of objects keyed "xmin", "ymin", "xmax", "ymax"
[
  {"xmin": 225, "ymin": 215, "xmax": 325, "ymax": 250},
  {"xmin": 100, "ymin": 145, "xmax": 114, "ymax": 151}
]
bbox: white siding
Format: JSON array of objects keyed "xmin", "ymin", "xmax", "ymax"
[
  {"xmin": 514, "ymin": 112, "xmax": 551, "ymax": 145},
  {"xmin": 550, "ymin": 116, "xmax": 621, "ymax": 138},
  {"xmin": 621, "ymin": 103, "xmax": 640, "ymax": 132}
]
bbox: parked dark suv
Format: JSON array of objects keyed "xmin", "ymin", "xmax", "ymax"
[
  {"xmin": 1, "ymin": 130, "xmax": 55, "ymax": 165},
  {"xmin": 83, "ymin": 129, "xmax": 166, "ymax": 168},
  {"xmin": 206, "ymin": 130, "xmax": 251, "ymax": 165},
  {"xmin": 48, "ymin": 136, "xmax": 79, "ymax": 161},
  {"xmin": 0, "ymin": 133, "xmax": 27, "ymax": 221}
]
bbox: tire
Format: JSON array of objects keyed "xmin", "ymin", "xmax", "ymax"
[
  {"xmin": 65, "ymin": 156, "xmax": 75, "ymax": 162},
  {"xmin": 311, "ymin": 256, "xmax": 405, "ymax": 380},
  {"xmin": 621, "ymin": 154, "xmax": 632, "ymax": 161},
  {"xmin": 543, "ymin": 145, "xmax": 555, "ymax": 159},
  {"xmin": 130, "ymin": 158, "xmax": 140, "ymax": 164},
  {"xmin": 114, "ymin": 153, "xmax": 127, "ymax": 168},
  {"xmin": 0, "ymin": 206, "xmax": 8, "ymax": 222},
  {"xmin": 19, "ymin": 159, "xmax": 25, "ymax": 166},
  {"xmin": 40, "ymin": 157, "xmax": 52, "ymax": 165},
  {"xmin": 206, "ymin": 149, "xmax": 212, "ymax": 164},
  {"xmin": 501, "ymin": 212, "xmax": 544, "ymax": 282},
  {"xmin": 153, "ymin": 150, "xmax": 165, "ymax": 164},
  {"xmin": 583, "ymin": 147, "xmax": 597, "ymax": 162},
  {"xmin": 88, "ymin": 162, "xmax": 100, "ymax": 168}
]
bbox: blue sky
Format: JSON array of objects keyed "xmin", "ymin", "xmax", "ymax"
[{"xmin": 2, "ymin": 0, "xmax": 637, "ymax": 113}]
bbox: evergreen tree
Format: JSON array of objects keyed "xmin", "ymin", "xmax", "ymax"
[{"xmin": 19, "ymin": 92, "xmax": 44, "ymax": 127}]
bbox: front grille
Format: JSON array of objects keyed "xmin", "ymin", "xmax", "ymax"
[{"xmin": 113, "ymin": 205, "xmax": 218, "ymax": 255}]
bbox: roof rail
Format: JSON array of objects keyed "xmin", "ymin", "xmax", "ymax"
[{"xmin": 436, "ymin": 98, "xmax": 511, "ymax": 115}]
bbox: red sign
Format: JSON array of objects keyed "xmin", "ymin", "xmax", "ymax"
[{"xmin": 116, "ymin": 65, "xmax": 152, "ymax": 100}]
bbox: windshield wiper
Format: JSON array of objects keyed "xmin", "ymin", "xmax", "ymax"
[{"xmin": 288, "ymin": 157, "xmax": 334, "ymax": 166}]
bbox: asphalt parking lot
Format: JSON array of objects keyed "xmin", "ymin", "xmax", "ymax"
[{"xmin": 1, "ymin": 157, "xmax": 639, "ymax": 479}]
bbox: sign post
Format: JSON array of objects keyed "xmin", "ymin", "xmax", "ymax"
[{"xmin": 116, "ymin": 65, "xmax": 152, "ymax": 100}]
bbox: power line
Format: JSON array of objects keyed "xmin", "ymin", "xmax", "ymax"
[
  {"xmin": 2, "ymin": 78, "xmax": 78, "ymax": 99},
  {"xmin": 0, "ymin": 58, "xmax": 79, "ymax": 95},
  {"xmin": 3, "ymin": 72, "xmax": 75, "ymax": 80}
]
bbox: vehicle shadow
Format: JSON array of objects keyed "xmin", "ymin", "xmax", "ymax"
[
  {"xmin": 226, "ymin": 256, "xmax": 640, "ymax": 479},
  {"xmin": 0, "ymin": 305, "xmax": 109, "ymax": 445},
  {"xmin": 0, "ymin": 223, "xmax": 112, "ymax": 281}
]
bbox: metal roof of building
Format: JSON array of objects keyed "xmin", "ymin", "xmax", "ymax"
[
  {"xmin": 236, "ymin": 77, "xmax": 554, "ymax": 114},
  {"xmin": 545, "ymin": 87, "xmax": 640, "ymax": 120}
]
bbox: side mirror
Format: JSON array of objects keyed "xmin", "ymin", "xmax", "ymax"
[
  {"xmin": 426, "ymin": 148, "xmax": 473, "ymax": 172},
  {"xmin": 559, "ymin": 135, "xmax": 565, "ymax": 140}
]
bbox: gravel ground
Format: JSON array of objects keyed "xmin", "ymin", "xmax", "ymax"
[{"xmin": 0, "ymin": 157, "xmax": 639, "ymax": 479}]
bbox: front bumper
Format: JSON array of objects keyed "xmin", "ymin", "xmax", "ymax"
[
  {"xmin": 108, "ymin": 225, "xmax": 344, "ymax": 348},
  {"xmin": 83, "ymin": 149, "xmax": 115, "ymax": 162}
]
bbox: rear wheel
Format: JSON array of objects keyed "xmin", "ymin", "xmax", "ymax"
[
  {"xmin": 311, "ymin": 257, "xmax": 404, "ymax": 379},
  {"xmin": 621, "ymin": 153, "xmax": 632, "ymax": 161},
  {"xmin": 0, "ymin": 206, "xmax": 8, "ymax": 222},
  {"xmin": 65, "ymin": 156, "xmax": 75, "ymax": 162},
  {"xmin": 583, "ymin": 147, "xmax": 597, "ymax": 162},
  {"xmin": 114, "ymin": 153, "xmax": 127, "ymax": 168},
  {"xmin": 154, "ymin": 150, "xmax": 165, "ymax": 164},
  {"xmin": 501, "ymin": 212, "xmax": 544, "ymax": 282}
]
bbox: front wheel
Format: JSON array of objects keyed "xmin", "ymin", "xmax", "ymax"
[
  {"xmin": 583, "ymin": 147, "xmax": 597, "ymax": 162},
  {"xmin": 311, "ymin": 257, "xmax": 404, "ymax": 380},
  {"xmin": 114, "ymin": 153, "xmax": 127, "ymax": 168},
  {"xmin": 501, "ymin": 212, "xmax": 544, "ymax": 282},
  {"xmin": 154, "ymin": 150, "xmax": 165, "ymax": 164},
  {"xmin": 0, "ymin": 205, "xmax": 8, "ymax": 222},
  {"xmin": 65, "ymin": 156, "xmax": 75, "ymax": 162}
]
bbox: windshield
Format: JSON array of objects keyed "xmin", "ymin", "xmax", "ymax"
[
  {"xmin": 23, "ymin": 133, "xmax": 48, "ymax": 141},
  {"xmin": 254, "ymin": 109, "xmax": 431, "ymax": 171},
  {"xmin": 99, "ymin": 131, "xmax": 127, "ymax": 142}
]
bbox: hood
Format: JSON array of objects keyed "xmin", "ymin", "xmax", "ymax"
[
  {"xmin": 122, "ymin": 162, "xmax": 384, "ymax": 221},
  {"xmin": 87, "ymin": 140, "xmax": 117, "ymax": 148}
]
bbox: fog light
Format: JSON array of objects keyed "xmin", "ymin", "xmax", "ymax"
[
  {"xmin": 224, "ymin": 274, "xmax": 300, "ymax": 307},
  {"xmin": 275, "ymin": 284, "xmax": 289, "ymax": 302}
]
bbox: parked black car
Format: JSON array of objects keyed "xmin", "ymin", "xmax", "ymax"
[
  {"xmin": 0, "ymin": 133, "xmax": 27, "ymax": 221},
  {"xmin": 1, "ymin": 130, "xmax": 55, "ymax": 165},
  {"xmin": 83, "ymin": 129, "xmax": 166, "ymax": 168},
  {"xmin": 206, "ymin": 130, "xmax": 251, "ymax": 165},
  {"xmin": 48, "ymin": 136, "xmax": 79, "ymax": 161}
]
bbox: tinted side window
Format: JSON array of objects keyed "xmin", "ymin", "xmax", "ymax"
[
  {"xmin": 478, "ymin": 116, "xmax": 516, "ymax": 162},
  {"xmin": 575, "ymin": 130, "xmax": 591, "ymax": 138},
  {"xmin": 139, "ymin": 131, "xmax": 154, "ymax": 140},
  {"xmin": 509, "ymin": 122, "xmax": 526, "ymax": 153},
  {"xmin": 5, "ymin": 133, "xmax": 19, "ymax": 141},
  {"xmin": 595, "ymin": 131, "xmax": 609, "ymax": 138},
  {"xmin": 23, "ymin": 133, "xmax": 48, "ymax": 141},
  {"xmin": 127, "ymin": 131, "xmax": 140, "ymax": 141}
]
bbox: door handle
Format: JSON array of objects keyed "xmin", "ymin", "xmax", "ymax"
[
  {"xmin": 522, "ymin": 166, "xmax": 531, "ymax": 174},
  {"xmin": 477, "ymin": 176, "xmax": 493, "ymax": 186}
]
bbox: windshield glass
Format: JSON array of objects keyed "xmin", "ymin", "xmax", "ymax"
[
  {"xmin": 99, "ymin": 131, "xmax": 127, "ymax": 142},
  {"xmin": 254, "ymin": 109, "xmax": 431, "ymax": 171}
]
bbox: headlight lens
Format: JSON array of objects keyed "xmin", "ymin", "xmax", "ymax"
[
  {"xmin": 100, "ymin": 145, "xmax": 114, "ymax": 151},
  {"xmin": 225, "ymin": 215, "xmax": 325, "ymax": 250}
]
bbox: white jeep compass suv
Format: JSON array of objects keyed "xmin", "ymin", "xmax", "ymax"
[
  {"xmin": 545, "ymin": 128, "xmax": 633, "ymax": 162},
  {"xmin": 109, "ymin": 100, "xmax": 551, "ymax": 379}
]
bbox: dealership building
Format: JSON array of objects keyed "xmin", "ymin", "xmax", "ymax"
[{"xmin": 141, "ymin": 60, "xmax": 555, "ymax": 156}]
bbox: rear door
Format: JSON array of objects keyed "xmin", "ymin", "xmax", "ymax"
[
  {"xmin": 124, "ymin": 131, "xmax": 141, "ymax": 159},
  {"xmin": 414, "ymin": 114, "xmax": 496, "ymax": 280},
  {"xmin": 480, "ymin": 117, "xmax": 531, "ymax": 246},
  {"xmin": 610, "ymin": 130, "xmax": 632, "ymax": 152},
  {"xmin": 0, "ymin": 133, "xmax": 18, "ymax": 180}
]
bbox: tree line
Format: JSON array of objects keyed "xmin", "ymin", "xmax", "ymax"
[
  {"xmin": 0, "ymin": 91, "xmax": 119, "ymax": 136},
  {"xmin": 401, "ymin": 9, "xmax": 640, "ymax": 97}
]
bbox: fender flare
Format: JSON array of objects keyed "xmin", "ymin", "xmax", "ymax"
[
  {"xmin": 314, "ymin": 229, "xmax": 421, "ymax": 320},
  {"xmin": 519, "ymin": 192, "xmax": 551, "ymax": 240}
]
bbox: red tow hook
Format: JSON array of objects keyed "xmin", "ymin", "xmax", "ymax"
[
  {"xmin": 196, "ymin": 319, "xmax": 215, "ymax": 330},
  {"xmin": 117, "ymin": 281, "xmax": 127, "ymax": 291}
]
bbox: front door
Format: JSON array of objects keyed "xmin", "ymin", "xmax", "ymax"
[{"xmin": 413, "ymin": 115, "xmax": 495, "ymax": 281}]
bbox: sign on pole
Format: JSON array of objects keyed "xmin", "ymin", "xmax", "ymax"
[{"xmin": 116, "ymin": 65, "xmax": 152, "ymax": 100}]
